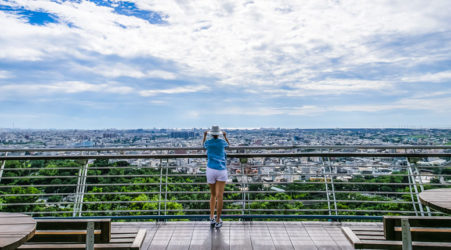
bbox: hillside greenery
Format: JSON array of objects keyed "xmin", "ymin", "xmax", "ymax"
[{"xmin": 0, "ymin": 159, "xmax": 449, "ymax": 218}]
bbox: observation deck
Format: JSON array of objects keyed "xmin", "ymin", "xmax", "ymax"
[{"xmin": 0, "ymin": 145, "xmax": 450, "ymax": 249}]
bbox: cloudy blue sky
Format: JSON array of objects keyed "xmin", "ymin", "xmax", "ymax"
[{"xmin": 0, "ymin": 0, "xmax": 450, "ymax": 129}]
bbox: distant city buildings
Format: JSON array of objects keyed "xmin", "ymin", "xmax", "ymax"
[{"xmin": 1, "ymin": 128, "xmax": 450, "ymax": 185}]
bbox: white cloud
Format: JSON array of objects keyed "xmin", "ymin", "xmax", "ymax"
[
  {"xmin": 326, "ymin": 97, "xmax": 451, "ymax": 113},
  {"xmin": 145, "ymin": 70, "xmax": 177, "ymax": 80},
  {"xmin": 0, "ymin": 70, "xmax": 13, "ymax": 79},
  {"xmin": 400, "ymin": 71, "xmax": 451, "ymax": 83},
  {"xmin": 148, "ymin": 100, "xmax": 167, "ymax": 105},
  {"xmin": 0, "ymin": 81, "xmax": 134, "ymax": 95},
  {"xmin": 74, "ymin": 63, "xmax": 148, "ymax": 78},
  {"xmin": 0, "ymin": 6, "xmax": 82, "ymax": 61},
  {"xmin": 185, "ymin": 110, "xmax": 200, "ymax": 118},
  {"xmin": 250, "ymin": 79, "xmax": 393, "ymax": 97},
  {"xmin": 1, "ymin": 0, "xmax": 450, "ymax": 94},
  {"xmin": 0, "ymin": 81, "xmax": 211, "ymax": 99},
  {"xmin": 139, "ymin": 85, "xmax": 209, "ymax": 96},
  {"xmin": 216, "ymin": 105, "xmax": 328, "ymax": 116},
  {"xmin": 74, "ymin": 63, "xmax": 177, "ymax": 79},
  {"xmin": 411, "ymin": 90, "xmax": 451, "ymax": 99},
  {"xmin": 217, "ymin": 107, "xmax": 283, "ymax": 116},
  {"xmin": 216, "ymin": 96, "xmax": 451, "ymax": 116},
  {"xmin": 395, "ymin": 97, "xmax": 451, "ymax": 112},
  {"xmin": 292, "ymin": 79, "xmax": 392, "ymax": 94}
]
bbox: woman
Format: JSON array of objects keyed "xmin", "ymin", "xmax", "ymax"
[{"xmin": 202, "ymin": 125, "xmax": 230, "ymax": 229}]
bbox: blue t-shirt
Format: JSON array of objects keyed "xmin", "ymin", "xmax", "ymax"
[{"xmin": 204, "ymin": 138, "xmax": 229, "ymax": 170}]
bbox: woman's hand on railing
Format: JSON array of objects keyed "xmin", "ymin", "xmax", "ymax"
[
  {"xmin": 202, "ymin": 131, "xmax": 208, "ymax": 145},
  {"xmin": 223, "ymin": 131, "xmax": 230, "ymax": 145}
]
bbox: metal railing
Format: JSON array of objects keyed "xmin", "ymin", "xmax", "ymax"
[{"xmin": 0, "ymin": 145, "xmax": 450, "ymax": 220}]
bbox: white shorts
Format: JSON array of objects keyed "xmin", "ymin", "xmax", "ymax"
[{"xmin": 206, "ymin": 167, "xmax": 228, "ymax": 184}]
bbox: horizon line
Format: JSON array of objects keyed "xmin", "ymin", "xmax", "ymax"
[{"xmin": 1, "ymin": 127, "xmax": 450, "ymax": 131}]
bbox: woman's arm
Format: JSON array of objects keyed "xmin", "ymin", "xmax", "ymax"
[
  {"xmin": 202, "ymin": 131, "xmax": 208, "ymax": 145},
  {"xmin": 222, "ymin": 131, "xmax": 230, "ymax": 145}
]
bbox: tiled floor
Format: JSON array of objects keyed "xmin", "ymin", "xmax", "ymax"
[{"xmin": 113, "ymin": 221, "xmax": 382, "ymax": 249}]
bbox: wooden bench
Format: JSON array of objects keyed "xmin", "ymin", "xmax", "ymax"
[
  {"xmin": 342, "ymin": 216, "xmax": 451, "ymax": 249},
  {"xmin": 17, "ymin": 219, "xmax": 146, "ymax": 250},
  {"xmin": 384, "ymin": 216, "xmax": 451, "ymax": 242},
  {"xmin": 29, "ymin": 219, "xmax": 111, "ymax": 243},
  {"xmin": 18, "ymin": 229, "xmax": 146, "ymax": 250}
]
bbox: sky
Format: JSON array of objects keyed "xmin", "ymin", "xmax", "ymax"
[{"xmin": 0, "ymin": 0, "xmax": 450, "ymax": 129}]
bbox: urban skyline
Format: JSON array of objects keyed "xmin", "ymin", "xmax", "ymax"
[{"xmin": 1, "ymin": 0, "xmax": 450, "ymax": 129}]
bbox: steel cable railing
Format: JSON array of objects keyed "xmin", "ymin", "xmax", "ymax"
[
  {"xmin": 0, "ymin": 145, "xmax": 450, "ymax": 220},
  {"xmin": 1, "ymin": 181, "xmax": 450, "ymax": 188},
  {"xmin": 1, "ymin": 145, "xmax": 450, "ymax": 152}
]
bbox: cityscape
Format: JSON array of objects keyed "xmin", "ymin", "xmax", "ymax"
[
  {"xmin": 1, "ymin": 128, "xmax": 450, "ymax": 187},
  {"xmin": 1, "ymin": 128, "xmax": 450, "ymax": 249},
  {"xmin": 1, "ymin": 0, "xmax": 451, "ymax": 248},
  {"xmin": 1, "ymin": 128, "xmax": 450, "ymax": 148}
]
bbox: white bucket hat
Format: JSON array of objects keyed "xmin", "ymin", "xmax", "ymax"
[{"xmin": 209, "ymin": 125, "xmax": 222, "ymax": 135}]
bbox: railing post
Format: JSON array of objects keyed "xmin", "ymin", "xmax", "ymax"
[
  {"xmin": 410, "ymin": 148, "xmax": 431, "ymax": 216},
  {"xmin": 164, "ymin": 159, "xmax": 168, "ymax": 216},
  {"xmin": 240, "ymin": 157, "xmax": 245, "ymax": 217},
  {"xmin": 413, "ymin": 164, "xmax": 431, "ymax": 216},
  {"xmin": 406, "ymin": 156, "xmax": 424, "ymax": 216},
  {"xmin": 78, "ymin": 159, "xmax": 89, "ymax": 217},
  {"xmin": 321, "ymin": 157, "xmax": 332, "ymax": 216},
  {"xmin": 86, "ymin": 221, "xmax": 94, "ymax": 250},
  {"xmin": 406, "ymin": 163, "xmax": 419, "ymax": 216},
  {"xmin": 327, "ymin": 157, "xmax": 338, "ymax": 216},
  {"xmin": 72, "ymin": 157, "xmax": 89, "ymax": 217},
  {"xmin": 158, "ymin": 159, "xmax": 163, "ymax": 218},
  {"xmin": 0, "ymin": 152, "xmax": 7, "ymax": 184},
  {"xmin": 73, "ymin": 169, "xmax": 80, "ymax": 216},
  {"xmin": 401, "ymin": 218, "xmax": 412, "ymax": 250}
]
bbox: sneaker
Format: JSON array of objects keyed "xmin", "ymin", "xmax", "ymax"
[
  {"xmin": 215, "ymin": 219, "xmax": 223, "ymax": 229},
  {"xmin": 210, "ymin": 217, "xmax": 216, "ymax": 227}
]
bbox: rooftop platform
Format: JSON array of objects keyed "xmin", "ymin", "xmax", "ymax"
[{"xmin": 114, "ymin": 221, "xmax": 382, "ymax": 249}]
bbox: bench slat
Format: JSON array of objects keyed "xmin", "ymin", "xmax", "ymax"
[
  {"xmin": 353, "ymin": 230, "xmax": 384, "ymax": 236},
  {"xmin": 394, "ymin": 227, "xmax": 451, "ymax": 233},
  {"xmin": 341, "ymin": 227, "xmax": 360, "ymax": 244},
  {"xmin": 18, "ymin": 243, "xmax": 136, "ymax": 250},
  {"xmin": 356, "ymin": 240, "xmax": 451, "ymax": 250},
  {"xmin": 110, "ymin": 238, "xmax": 136, "ymax": 243},
  {"xmin": 32, "ymin": 219, "xmax": 111, "ymax": 243},
  {"xmin": 35, "ymin": 230, "xmax": 102, "ymax": 235},
  {"xmin": 358, "ymin": 235, "xmax": 385, "ymax": 240},
  {"xmin": 131, "ymin": 229, "xmax": 147, "ymax": 250},
  {"xmin": 111, "ymin": 230, "xmax": 139, "ymax": 234},
  {"xmin": 112, "ymin": 234, "xmax": 138, "ymax": 238}
]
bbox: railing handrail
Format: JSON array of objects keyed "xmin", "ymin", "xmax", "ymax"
[
  {"xmin": 1, "ymin": 145, "xmax": 449, "ymax": 219},
  {"xmin": 0, "ymin": 144, "xmax": 450, "ymax": 152},
  {"xmin": 31, "ymin": 214, "xmax": 384, "ymax": 221},
  {"xmin": 1, "ymin": 152, "xmax": 450, "ymax": 160}
]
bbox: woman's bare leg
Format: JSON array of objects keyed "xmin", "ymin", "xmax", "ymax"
[
  {"xmin": 215, "ymin": 181, "xmax": 226, "ymax": 222},
  {"xmin": 209, "ymin": 183, "xmax": 216, "ymax": 219}
]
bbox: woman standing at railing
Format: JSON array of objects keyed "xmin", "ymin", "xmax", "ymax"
[{"xmin": 202, "ymin": 125, "xmax": 230, "ymax": 229}]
